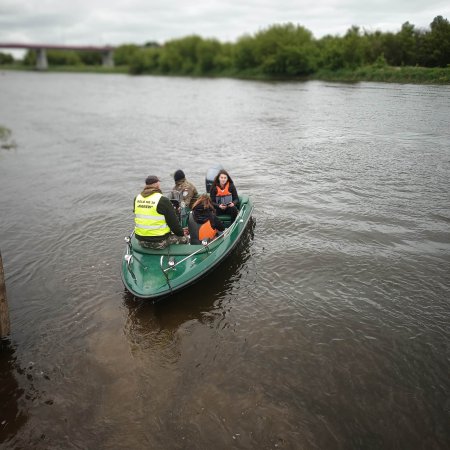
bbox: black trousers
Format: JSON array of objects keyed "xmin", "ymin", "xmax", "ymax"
[{"xmin": 215, "ymin": 205, "xmax": 238, "ymax": 220}]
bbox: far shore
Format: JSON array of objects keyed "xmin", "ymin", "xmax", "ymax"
[{"xmin": 1, "ymin": 64, "xmax": 449, "ymax": 85}]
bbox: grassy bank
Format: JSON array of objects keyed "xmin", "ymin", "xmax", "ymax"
[
  {"xmin": 313, "ymin": 66, "xmax": 450, "ymax": 84},
  {"xmin": 226, "ymin": 65, "xmax": 450, "ymax": 84},
  {"xmin": 1, "ymin": 63, "xmax": 449, "ymax": 85},
  {"xmin": 0, "ymin": 64, "xmax": 129, "ymax": 74}
]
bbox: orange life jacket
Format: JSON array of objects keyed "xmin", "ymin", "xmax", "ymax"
[
  {"xmin": 199, "ymin": 220, "xmax": 217, "ymax": 241},
  {"xmin": 188, "ymin": 213, "xmax": 217, "ymax": 244},
  {"xmin": 216, "ymin": 182, "xmax": 232, "ymax": 205}
]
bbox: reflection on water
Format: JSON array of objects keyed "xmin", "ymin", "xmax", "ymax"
[
  {"xmin": 124, "ymin": 219, "xmax": 255, "ymax": 348},
  {"xmin": 0, "ymin": 339, "xmax": 27, "ymax": 444},
  {"xmin": 93, "ymin": 222, "xmax": 259, "ymax": 449}
]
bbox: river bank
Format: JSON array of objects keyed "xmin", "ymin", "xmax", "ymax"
[
  {"xmin": 0, "ymin": 64, "xmax": 129, "ymax": 75},
  {"xmin": 312, "ymin": 65, "xmax": 450, "ymax": 84},
  {"xmin": 1, "ymin": 64, "xmax": 450, "ymax": 85}
]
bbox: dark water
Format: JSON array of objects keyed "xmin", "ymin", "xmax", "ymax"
[{"xmin": 1, "ymin": 71, "xmax": 449, "ymax": 449}]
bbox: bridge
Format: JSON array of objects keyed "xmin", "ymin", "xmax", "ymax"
[{"xmin": 0, "ymin": 43, "xmax": 115, "ymax": 70}]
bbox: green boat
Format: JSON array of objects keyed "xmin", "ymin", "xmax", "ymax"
[{"xmin": 121, "ymin": 194, "xmax": 253, "ymax": 301}]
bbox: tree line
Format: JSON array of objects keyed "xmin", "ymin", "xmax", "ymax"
[{"xmin": 3, "ymin": 15, "xmax": 450, "ymax": 77}]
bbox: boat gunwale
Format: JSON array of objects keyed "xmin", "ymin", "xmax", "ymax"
[{"xmin": 162, "ymin": 201, "xmax": 249, "ymax": 271}]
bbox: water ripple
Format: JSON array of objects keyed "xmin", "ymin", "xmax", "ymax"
[{"xmin": 0, "ymin": 73, "xmax": 449, "ymax": 449}]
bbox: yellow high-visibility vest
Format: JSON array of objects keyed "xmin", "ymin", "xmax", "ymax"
[{"xmin": 134, "ymin": 193, "xmax": 170, "ymax": 237}]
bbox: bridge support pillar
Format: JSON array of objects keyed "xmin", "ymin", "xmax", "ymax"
[
  {"xmin": 102, "ymin": 50, "xmax": 114, "ymax": 68},
  {"xmin": 36, "ymin": 48, "xmax": 48, "ymax": 70}
]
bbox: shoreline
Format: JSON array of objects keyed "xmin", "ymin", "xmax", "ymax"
[{"xmin": 1, "ymin": 64, "xmax": 449, "ymax": 85}]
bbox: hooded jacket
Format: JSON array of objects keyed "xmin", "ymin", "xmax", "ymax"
[{"xmin": 188, "ymin": 204, "xmax": 225, "ymax": 245}]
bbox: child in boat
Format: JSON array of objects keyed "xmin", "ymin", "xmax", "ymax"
[{"xmin": 188, "ymin": 195, "xmax": 225, "ymax": 245}]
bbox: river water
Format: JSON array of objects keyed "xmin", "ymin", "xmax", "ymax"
[{"xmin": 0, "ymin": 71, "xmax": 449, "ymax": 449}]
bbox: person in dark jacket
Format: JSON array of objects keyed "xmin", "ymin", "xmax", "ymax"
[
  {"xmin": 188, "ymin": 195, "xmax": 225, "ymax": 245},
  {"xmin": 134, "ymin": 175, "xmax": 189, "ymax": 249},
  {"xmin": 209, "ymin": 169, "xmax": 239, "ymax": 221},
  {"xmin": 170, "ymin": 169, "xmax": 199, "ymax": 209}
]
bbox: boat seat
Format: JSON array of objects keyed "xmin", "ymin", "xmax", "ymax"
[
  {"xmin": 131, "ymin": 236, "xmax": 206, "ymax": 255},
  {"xmin": 216, "ymin": 195, "xmax": 248, "ymax": 227},
  {"xmin": 216, "ymin": 214, "xmax": 233, "ymax": 228}
]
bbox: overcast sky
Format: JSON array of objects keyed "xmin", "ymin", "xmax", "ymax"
[{"xmin": 1, "ymin": 0, "xmax": 449, "ymax": 49}]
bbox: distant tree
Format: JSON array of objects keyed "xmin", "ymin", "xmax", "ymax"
[
  {"xmin": 316, "ymin": 35, "xmax": 345, "ymax": 70},
  {"xmin": 381, "ymin": 32, "xmax": 403, "ymax": 65},
  {"xmin": 77, "ymin": 51, "xmax": 102, "ymax": 65},
  {"xmin": 23, "ymin": 50, "xmax": 36, "ymax": 66},
  {"xmin": 22, "ymin": 49, "xmax": 81, "ymax": 66},
  {"xmin": 373, "ymin": 53, "xmax": 388, "ymax": 68},
  {"xmin": 158, "ymin": 35, "xmax": 203, "ymax": 74},
  {"xmin": 233, "ymin": 23, "xmax": 317, "ymax": 75},
  {"xmin": 341, "ymin": 26, "xmax": 366, "ymax": 68},
  {"xmin": 262, "ymin": 45, "xmax": 316, "ymax": 75},
  {"xmin": 129, "ymin": 47, "xmax": 161, "ymax": 74},
  {"xmin": 233, "ymin": 35, "xmax": 257, "ymax": 70},
  {"xmin": 196, "ymin": 38, "xmax": 222, "ymax": 73},
  {"xmin": 159, "ymin": 46, "xmax": 184, "ymax": 73},
  {"xmin": 47, "ymin": 50, "xmax": 81, "ymax": 66},
  {"xmin": 114, "ymin": 44, "xmax": 141, "ymax": 66},
  {"xmin": 0, "ymin": 52, "xmax": 14, "ymax": 64},
  {"xmin": 424, "ymin": 16, "xmax": 450, "ymax": 66},
  {"xmin": 27, "ymin": 14, "xmax": 446, "ymax": 76},
  {"xmin": 396, "ymin": 22, "xmax": 417, "ymax": 65},
  {"xmin": 213, "ymin": 42, "xmax": 233, "ymax": 72},
  {"xmin": 254, "ymin": 23, "xmax": 315, "ymax": 66},
  {"xmin": 144, "ymin": 41, "xmax": 161, "ymax": 48},
  {"xmin": 362, "ymin": 30, "xmax": 384, "ymax": 65}
]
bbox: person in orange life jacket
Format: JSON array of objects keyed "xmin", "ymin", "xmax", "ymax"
[
  {"xmin": 188, "ymin": 195, "xmax": 225, "ymax": 245},
  {"xmin": 209, "ymin": 169, "xmax": 239, "ymax": 221},
  {"xmin": 134, "ymin": 175, "xmax": 189, "ymax": 250}
]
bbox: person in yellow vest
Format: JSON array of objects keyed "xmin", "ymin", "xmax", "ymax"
[{"xmin": 134, "ymin": 175, "xmax": 189, "ymax": 249}]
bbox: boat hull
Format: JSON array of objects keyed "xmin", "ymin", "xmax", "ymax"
[{"xmin": 121, "ymin": 195, "xmax": 253, "ymax": 300}]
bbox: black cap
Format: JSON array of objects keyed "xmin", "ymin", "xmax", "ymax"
[
  {"xmin": 174, "ymin": 169, "xmax": 185, "ymax": 182},
  {"xmin": 145, "ymin": 175, "xmax": 160, "ymax": 185}
]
